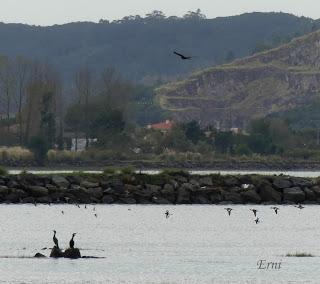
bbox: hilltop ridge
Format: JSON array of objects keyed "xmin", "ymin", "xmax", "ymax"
[{"xmin": 156, "ymin": 29, "xmax": 320, "ymax": 128}]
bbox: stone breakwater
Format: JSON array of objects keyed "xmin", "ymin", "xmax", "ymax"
[{"xmin": 0, "ymin": 173, "xmax": 319, "ymax": 205}]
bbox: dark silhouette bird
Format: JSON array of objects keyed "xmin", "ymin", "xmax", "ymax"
[
  {"xmin": 76, "ymin": 204, "xmax": 80, "ymax": 208},
  {"xmin": 69, "ymin": 233, "xmax": 76, "ymax": 249},
  {"xmin": 173, "ymin": 51, "xmax": 192, "ymax": 60},
  {"xmin": 254, "ymin": 217, "xmax": 260, "ymax": 224},
  {"xmin": 53, "ymin": 230, "xmax": 59, "ymax": 248},
  {"xmin": 165, "ymin": 210, "xmax": 172, "ymax": 219},
  {"xmin": 34, "ymin": 201, "xmax": 37, "ymax": 207},
  {"xmin": 271, "ymin": 207, "xmax": 279, "ymax": 214},
  {"xmin": 84, "ymin": 205, "xmax": 87, "ymax": 209},
  {"xmin": 225, "ymin": 208, "xmax": 233, "ymax": 216},
  {"xmin": 250, "ymin": 209, "xmax": 258, "ymax": 217},
  {"xmin": 94, "ymin": 213, "xmax": 98, "ymax": 218},
  {"xmin": 61, "ymin": 210, "xmax": 64, "ymax": 215},
  {"xmin": 294, "ymin": 204, "xmax": 304, "ymax": 210}
]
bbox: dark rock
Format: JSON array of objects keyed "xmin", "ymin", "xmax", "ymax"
[
  {"xmin": 51, "ymin": 176, "xmax": 69, "ymax": 188},
  {"xmin": 290, "ymin": 177, "xmax": 313, "ymax": 188},
  {"xmin": 28, "ymin": 186, "xmax": 49, "ymax": 197},
  {"xmin": 240, "ymin": 190, "xmax": 261, "ymax": 203},
  {"xmin": 82, "ymin": 187, "xmax": 103, "ymax": 199},
  {"xmin": 259, "ymin": 185, "xmax": 281, "ymax": 203},
  {"xmin": 222, "ymin": 191, "xmax": 243, "ymax": 204},
  {"xmin": 193, "ymin": 194, "xmax": 211, "ymax": 204},
  {"xmin": 5, "ymin": 193, "xmax": 20, "ymax": 203},
  {"xmin": 176, "ymin": 187, "xmax": 190, "ymax": 204},
  {"xmin": 0, "ymin": 185, "xmax": 8, "ymax": 195},
  {"xmin": 64, "ymin": 248, "xmax": 81, "ymax": 259},
  {"xmin": 273, "ymin": 177, "xmax": 292, "ymax": 190},
  {"xmin": 36, "ymin": 196, "xmax": 52, "ymax": 203},
  {"xmin": 102, "ymin": 195, "xmax": 114, "ymax": 204},
  {"xmin": 152, "ymin": 196, "xmax": 171, "ymax": 204},
  {"xmin": 66, "ymin": 175, "xmax": 82, "ymax": 185},
  {"xmin": 224, "ymin": 176, "xmax": 239, "ymax": 187},
  {"xmin": 199, "ymin": 177, "xmax": 213, "ymax": 186},
  {"xmin": 311, "ymin": 186, "xmax": 320, "ymax": 198},
  {"xmin": 34, "ymin": 253, "xmax": 46, "ymax": 258},
  {"xmin": 283, "ymin": 187, "xmax": 305, "ymax": 203},
  {"xmin": 209, "ymin": 192, "xmax": 222, "ymax": 203},
  {"xmin": 80, "ymin": 181, "xmax": 99, "ymax": 188},
  {"xmin": 50, "ymin": 246, "xmax": 64, "ymax": 258},
  {"xmin": 145, "ymin": 184, "xmax": 161, "ymax": 194},
  {"xmin": 21, "ymin": 196, "xmax": 35, "ymax": 203},
  {"xmin": 304, "ymin": 188, "xmax": 316, "ymax": 201},
  {"xmin": 119, "ymin": 197, "xmax": 136, "ymax": 204}
]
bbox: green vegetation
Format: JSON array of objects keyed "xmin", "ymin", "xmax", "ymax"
[
  {"xmin": 0, "ymin": 167, "xmax": 8, "ymax": 176},
  {"xmin": 286, "ymin": 252, "xmax": 314, "ymax": 257}
]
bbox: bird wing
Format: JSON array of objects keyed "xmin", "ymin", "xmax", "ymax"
[{"xmin": 174, "ymin": 51, "xmax": 184, "ymax": 57}]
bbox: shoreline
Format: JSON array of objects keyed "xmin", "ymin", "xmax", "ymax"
[{"xmin": 0, "ymin": 172, "xmax": 319, "ymax": 205}]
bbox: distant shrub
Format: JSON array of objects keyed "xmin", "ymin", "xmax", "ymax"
[
  {"xmin": 0, "ymin": 166, "xmax": 8, "ymax": 176},
  {"xmin": 120, "ymin": 166, "xmax": 135, "ymax": 175},
  {"xmin": 103, "ymin": 167, "xmax": 118, "ymax": 175},
  {"xmin": 161, "ymin": 168, "xmax": 189, "ymax": 177}
]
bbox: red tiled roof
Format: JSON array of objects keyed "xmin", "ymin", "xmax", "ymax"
[{"xmin": 148, "ymin": 120, "xmax": 174, "ymax": 130}]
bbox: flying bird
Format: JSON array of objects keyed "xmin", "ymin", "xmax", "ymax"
[
  {"xmin": 165, "ymin": 210, "xmax": 172, "ymax": 219},
  {"xmin": 250, "ymin": 209, "xmax": 258, "ymax": 217},
  {"xmin": 225, "ymin": 208, "xmax": 233, "ymax": 216},
  {"xmin": 173, "ymin": 51, "xmax": 192, "ymax": 60},
  {"xmin": 271, "ymin": 207, "xmax": 279, "ymax": 214},
  {"xmin": 294, "ymin": 204, "xmax": 304, "ymax": 210},
  {"xmin": 69, "ymin": 233, "xmax": 76, "ymax": 249}
]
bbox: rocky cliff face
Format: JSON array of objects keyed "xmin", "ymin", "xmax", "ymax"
[{"xmin": 156, "ymin": 30, "xmax": 320, "ymax": 128}]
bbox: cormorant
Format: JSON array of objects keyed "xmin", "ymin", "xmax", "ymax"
[
  {"xmin": 225, "ymin": 208, "xmax": 233, "ymax": 216},
  {"xmin": 255, "ymin": 217, "xmax": 260, "ymax": 224},
  {"xmin": 53, "ymin": 230, "xmax": 59, "ymax": 248},
  {"xmin": 294, "ymin": 204, "xmax": 304, "ymax": 210},
  {"xmin": 165, "ymin": 210, "xmax": 171, "ymax": 219},
  {"xmin": 271, "ymin": 207, "xmax": 279, "ymax": 214},
  {"xmin": 94, "ymin": 213, "xmax": 98, "ymax": 218},
  {"xmin": 61, "ymin": 210, "xmax": 64, "ymax": 215},
  {"xmin": 173, "ymin": 51, "xmax": 192, "ymax": 60},
  {"xmin": 250, "ymin": 209, "xmax": 258, "ymax": 217},
  {"xmin": 69, "ymin": 233, "xmax": 76, "ymax": 249}
]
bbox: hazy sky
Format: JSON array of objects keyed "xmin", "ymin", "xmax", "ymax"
[{"xmin": 0, "ymin": 0, "xmax": 318, "ymax": 26}]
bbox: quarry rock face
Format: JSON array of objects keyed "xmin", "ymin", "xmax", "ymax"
[{"xmin": 156, "ymin": 30, "xmax": 320, "ymax": 127}]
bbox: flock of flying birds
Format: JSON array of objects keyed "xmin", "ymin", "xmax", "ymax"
[{"xmin": 223, "ymin": 204, "xmax": 305, "ymax": 224}]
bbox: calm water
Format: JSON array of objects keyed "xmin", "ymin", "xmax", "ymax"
[
  {"xmin": 0, "ymin": 205, "xmax": 319, "ymax": 283},
  {"xmin": 8, "ymin": 169, "xmax": 320, "ymax": 177}
]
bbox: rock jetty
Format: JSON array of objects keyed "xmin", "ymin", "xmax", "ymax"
[{"xmin": 0, "ymin": 172, "xmax": 319, "ymax": 205}]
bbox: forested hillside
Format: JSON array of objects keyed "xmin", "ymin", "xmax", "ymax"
[{"xmin": 0, "ymin": 11, "xmax": 318, "ymax": 84}]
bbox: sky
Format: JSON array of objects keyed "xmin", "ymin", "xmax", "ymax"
[{"xmin": 0, "ymin": 0, "xmax": 318, "ymax": 26}]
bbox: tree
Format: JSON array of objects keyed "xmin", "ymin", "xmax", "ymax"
[{"xmin": 183, "ymin": 120, "xmax": 205, "ymax": 144}]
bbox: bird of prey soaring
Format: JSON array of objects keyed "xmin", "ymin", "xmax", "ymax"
[{"xmin": 173, "ymin": 51, "xmax": 192, "ymax": 60}]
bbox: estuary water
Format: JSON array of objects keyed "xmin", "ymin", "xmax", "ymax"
[
  {"xmin": 8, "ymin": 169, "xmax": 320, "ymax": 177},
  {"xmin": 0, "ymin": 204, "xmax": 319, "ymax": 283}
]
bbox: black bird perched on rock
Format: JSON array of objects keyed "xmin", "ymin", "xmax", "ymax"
[
  {"xmin": 254, "ymin": 217, "xmax": 260, "ymax": 224},
  {"xmin": 53, "ymin": 230, "xmax": 59, "ymax": 248},
  {"xmin": 225, "ymin": 208, "xmax": 233, "ymax": 216},
  {"xmin": 69, "ymin": 233, "xmax": 76, "ymax": 249},
  {"xmin": 271, "ymin": 207, "xmax": 279, "ymax": 214},
  {"xmin": 250, "ymin": 209, "xmax": 258, "ymax": 217},
  {"xmin": 294, "ymin": 204, "xmax": 304, "ymax": 210},
  {"xmin": 173, "ymin": 51, "xmax": 192, "ymax": 60}
]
